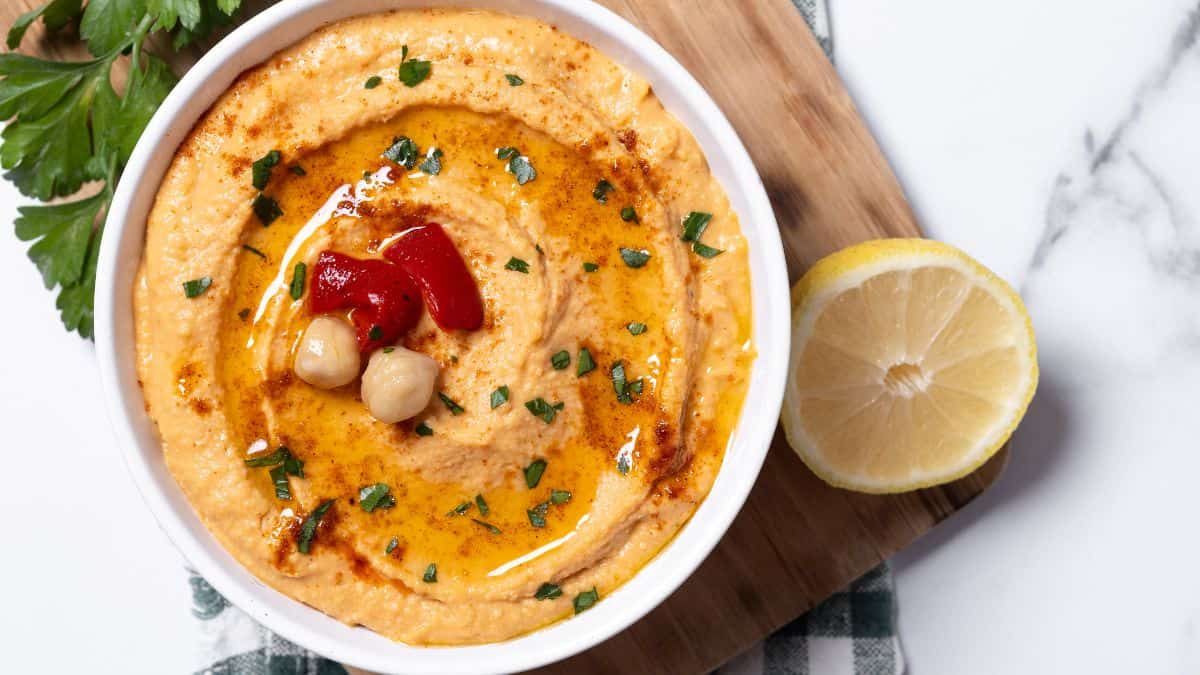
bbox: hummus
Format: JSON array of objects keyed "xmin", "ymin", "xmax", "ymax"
[{"xmin": 135, "ymin": 9, "xmax": 753, "ymax": 645}]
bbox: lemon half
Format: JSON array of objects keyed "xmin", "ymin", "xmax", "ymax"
[{"xmin": 782, "ymin": 239, "xmax": 1037, "ymax": 493}]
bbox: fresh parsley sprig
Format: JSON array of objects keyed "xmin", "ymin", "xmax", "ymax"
[{"xmin": 2, "ymin": 0, "xmax": 244, "ymax": 338}]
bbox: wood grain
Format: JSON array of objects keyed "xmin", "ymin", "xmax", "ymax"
[{"xmin": 1, "ymin": 0, "xmax": 1007, "ymax": 672}]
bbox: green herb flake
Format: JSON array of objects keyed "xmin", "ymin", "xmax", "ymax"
[
  {"xmin": 475, "ymin": 494, "xmax": 490, "ymax": 516},
  {"xmin": 619, "ymin": 247, "xmax": 650, "ymax": 268},
  {"xmin": 358, "ymin": 483, "xmax": 395, "ymax": 513},
  {"xmin": 630, "ymin": 378, "xmax": 644, "ymax": 394},
  {"xmin": 490, "ymin": 385, "xmax": 510, "ymax": 409},
  {"xmin": 241, "ymin": 244, "xmax": 266, "ymax": 259},
  {"xmin": 269, "ymin": 465, "xmax": 291, "ymax": 500},
  {"xmin": 496, "ymin": 146, "xmax": 519, "ymax": 160},
  {"xmin": 612, "ymin": 361, "xmax": 635, "ymax": 404},
  {"xmin": 368, "ymin": 325, "xmax": 383, "ymax": 341},
  {"xmin": 439, "ymin": 392, "xmax": 465, "ymax": 415},
  {"xmin": 244, "ymin": 446, "xmax": 291, "ymax": 467},
  {"xmin": 505, "ymin": 73, "xmax": 525, "ymax": 86},
  {"xmin": 252, "ymin": 194, "xmax": 283, "ymax": 226},
  {"xmin": 524, "ymin": 459, "xmax": 548, "ymax": 489},
  {"xmin": 680, "ymin": 211, "xmax": 713, "ymax": 242},
  {"xmin": 423, "ymin": 563, "xmax": 438, "ymax": 583},
  {"xmin": 617, "ymin": 451, "xmax": 632, "ymax": 475},
  {"xmin": 535, "ymin": 582, "xmax": 563, "ymax": 600},
  {"xmin": 288, "ymin": 165, "xmax": 307, "ymax": 176},
  {"xmin": 505, "ymin": 257, "xmax": 530, "ymax": 273},
  {"xmin": 283, "ymin": 452, "xmax": 305, "ymax": 478},
  {"xmin": 507, "ymin": 155, "xmax": 537, "ymax": 185},
  {"xmin": 525, "ymin": 398, "xmax": 564, "ymax": 424},
  {"xmin": 288, "ymin": 262, "xmax": 306, "ymax": 300},
  {"xmin": 626, "ymin": 322, "xmax": 647, "ymax": 336},
  {"xmin": 398, "ymin": 46, "xmax": 432, "ymax": 87},
  {"xmin": 692, "ymin": 242, "xmax": 725, "ymax": 258},
  {"xmin": 251, "ymin": 150, "xmax": 281, "ymax": 190},
  {"xmin": 419, "ymin": 148, "xmax": 443, "ymax": 175},
  {"xmin": 364, "ymin": 75, "xmax": 383, "ymax": 89},
  {"xmin": 620, "ymin": 206, "xmax": 639, "ymax": 223},
  {"xmin": 415, "ymin": 422, "xmax": 434, "ymax": 436},
  {"xmin": 297, "ymin": 499, "xmax": 336, "ymax": 554},
  {"xmin": 583, "ymin": 262, "xmax": 599, "ymax": 273},
  {"xmin": 527, "ymin": 501, "xmax": 549, "ymax": 528},
  {"xmin": 182, "ymin": 276, "xmax": 212, "ymax": 298},
  {"xmin": 577, "ymin": 348, "xmax": 596, "ymax": 376},
  {"xmin": 593, "ymin": 179, "xmax": 615, "ymax": 203},
  {"xmin": 550, "ymin": 489, "xmax": 572, "ymax": 505},
  {"xmin": 472, "ymin": 519, "xmax": 502, "ymax": 535},
  {"xmin": 574, "ymin": 587, "xmax": 600, "ymax": 614},
  {"xmin": 382, "ymin": 346, "xmax": 395, "ymax": 354},
  {"xmin": 386, "ymin": 537, "xmax": 399, "ymax": 554},
  {"xmin": 447, "ymin": 501, "xmax": 472, "ymax": 516},
  {"xmin": 382, "ymin": 136, "xmax": 420, "ymax": 169},
  {"xmin": 550, "ymin": 350, "xmax": 570, "ymax": 370}
]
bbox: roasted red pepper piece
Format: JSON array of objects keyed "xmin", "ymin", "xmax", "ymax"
[
  {"xmin": 383, "ymin": 222, "xmax": 484, "ymax": 331},
  {"xmin": 309, "ymin": 251, "xmax": 423, "ymax": 352}
]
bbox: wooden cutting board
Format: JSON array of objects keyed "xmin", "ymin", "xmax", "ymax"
[{"xmin": 3, "ymin": 0, "xmax": 1007, "ymax": 672}]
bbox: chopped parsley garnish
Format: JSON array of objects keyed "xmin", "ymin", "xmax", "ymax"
[
  {"xmin": 241, "ymin": 244, "xmax": 266, "ymax": 259},
  {"xmin": 617, "ymin": 451, "xmax": 632, "ymax": 475},
  {"xmin": 574, "ymin": 587, "xmax": 600, "ymax": 614},
  {"xmin": 525, "ymin": 398, "xmax": 564, "ymax": 424},
  {"xmin": 527, "ymin": 501, "xmax": 549, "ymax": 528},
  {"xmin": 693, "ymin": 242, "xmax": 724, "ymax": 258},
  {"xmin": 475, "ymin": 494, "xmax": 490, "ymax": 516},
  {"xmin": 439, "ymin": 392, "xmax": 465, "ymax": 415},
  {"xmin": 368, "ymin": 325, "xmax": 383, "ymax": 341},
  {"xmin": 535, "ymin": 582, "xmax": 563, "ymax": 600},
  {"xmin": 620, "ymin": 206, "xmax": 638, "ymax": 223},
  {"xmin": 397, "ymin": 46, "xmax": 432, "ymax": 87},
  {"xmin": 524, "ymin": 459, "xmax": 547, "ymax": 488},
  {"xmin": 283, "ymin": 452, "xmax": 305, "ymax": 478},
  {"xmin": 251, "ymin": 150, "xmax": 281, "ymax": 190},
  {"xmin": 358, "ymin": 483, "xmax": 395, "ymax": 513},
  {"xmin": 288, "ymin": 262, "xmax": 306, "ymax": 300},
  {"xmin": 288, "ymin": 165, "xmax": 307, "ymax": 176},
  {"xmin": 680, "ymin": 211, "xmax": 713, "ymax": 242},
  {"xmin": 472, "ymin": 519, "xmax": 502, "ymax": 535},
  {"xmin": 420, "ymin": 148, "xmax": 443, "ymax": 175},
  {"xmin": 612, "ymin": 361, "xmax": 636, "ymax": 404},
  {"xmin": 252, "ymin": 194, "xmax": 282, "ymax": 226},
  {"xmin": 364, "ymin": 75, "xmax": 382, "ymax": 89},
  {"xmin": 496, "ymin": 147, "xmax": 519, "ymax": 160},
  {"xmin": 491, "ymin": 385, "xmax": 510, "ymax": 409},
  {"xmin": 626, "ymin": 322, "xmax": 647, "ymax": 335},
  {"xmin": 583, "ymin": 262, "xmax": 599, "ymax": 273},
  {"xmin": 386, "ymin": 537, "xmax": 399, "ymax": 554},
  {"xmin": 269, "ymin": 465, "xmax": 290, "ymax": 500},
  {"xmin": 507, "ymin": 155, "xmax": 537, "ymax": 185},
  {"xmin": 382, "ymin": 136, "xmax": 419, "ymax": 169},
  {"xmin": 619, "ymin": 247, "xmax": 650, "ymax": 268},
  {"xmin": 593, "ymin": 179, "xmax": 615, "ymax": 203},
  {"xmin": 505, "ymin": 73, "xmax": 525, "ymax": 86},
  {"xmin": 383, "ymin": 346, "xmax": 395, "ymax": 354},
  {"xmin": 505, "ymin": 257, "xmax": 530, "ymax": 273},
  {"xmin": 550, "ymin": 489, "xmax": 572, "ymax": 505},
  {"xmin": 297, "ymin": 499, "xmax": 335, "ymax": 554},
  {"xmin": 630, "ymin": 378, "xmax": 644, "ymax": 394},
  {"xmin": 423, "ymin": 563, "xmax": 438, "ymax": 583},
  {"xmin": 577, "ymin": 348, "xmax": 596, "ymax": 376},
  {"xmin": 182, "ymin": 276, "xmax": 211, "ymax": 298},
  {"xmin": 244, "ymin": 446, "xmax": 292, "ymax": 467},
  {"xmin": 550, "ymin": 350, "xmax": 570, "ymax": 370},
  {"xmin": 447, "ymin": 501, "xmax": 472, "ymax": 516},
  {"xmin": 415, "ymin": 422, "xmax": 434, "ymax": 436}
]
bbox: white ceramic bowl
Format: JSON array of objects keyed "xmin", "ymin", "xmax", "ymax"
[{"xmin": 95, "ymin": 1, "xmax": 790, "ymax": 672}]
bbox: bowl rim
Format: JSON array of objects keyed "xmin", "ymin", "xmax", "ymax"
[{"xmin": 94, "ymin": 1, "xmax": 791, "ymax": 672}]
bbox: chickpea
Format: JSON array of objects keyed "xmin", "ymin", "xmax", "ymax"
[
  {"xmin": 294, "ymin": 316, "xmax": 361, "ymax": 389},
  {"xmin": 361, "ymin": 346, "xmax": 439, "ymax": 424}
]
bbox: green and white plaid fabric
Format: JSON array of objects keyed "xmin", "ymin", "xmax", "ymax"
[{"xmin": 183, "ymin": 3, "xmax": 900, "ymax": 674}]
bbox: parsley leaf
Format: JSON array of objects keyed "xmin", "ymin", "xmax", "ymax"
[
  {"xmin": 620, "ymin": 206, "xmax": 638, "ymax": 223},
  {"xmin": 611, "ymin": 361, "xmax": 635, "ymax": 404},
  {"xmin": 364, "ymin": 75, "xmax": 382, "ymax": 89},
  {"xmin": 593, "ymin": 179, "xmax": 614, "ymax": 203},
  {"xmin": 550, "ymin": 489, "xmax": 571, "ymax": 505},
  {"xmin": 241, "ymin": 244, "xmax": 266, "ymax": 259},
  {"xmin": 524, "ymin": 459, "xmax": 547, "ymax": 488},
  {"xmin": 535, "ymin": 582, "xmax": 562, "ymax": 600},
  {"xmin": 474, "ymin": 493, "xmax": 489, "ymax": 516},
  {"xmin": 490, "ymin": 385, "xmax": 510, "ymax": 409},
  {"xmin": 288, "ymin": 262, "xmax": 305, "ymax": 300},
  {"xmin": 7, "ymin": 0, "xmax": 84, "ymax": 50},
  {"xmin": 422, "ymin": 563, "xmax": 437, "ymax": 583},
  {"xmin": 576, "ymin": 347, "xmax": 596, "ymax": 376},
  {"xmin": 297, "ymin": 499, "xmax": 335, "ymax": 554},
  {"xmin": 270, "ymin": 465, "xmax": 290, "ymax": 500},
  {"xmin": 619, "ymin": 248, "xmax": 650, "ymax": 268},
  {"xmin": 251, "ymin": 149, "xmax": 281, "ymax": 190},
  {"xmin": 496, "ymin": 147, "xmax": 518, "ymax": 160},
  {"xmin": 472, "ymin": 519, "xmax": 501, "ymax": 535},
  {"xmin": 439, "ymin": 392, "xmax": 465, "ymax": 415},
  {"xmin": 397, "ymin": 45, "xmax": 431, "ymax": 87},
  {"xmin": 680, "ymin": 211, "xmax": 713, "ymax": 242},
  {"xmin": 550, "ymin": 350, "xmax": 570, "ymax": 370},
  {"xmin": 505, "ymin": 257, "xmax": 530, "ymax": 273},
  {"xmin": 524, "ymin": 398, "xmax": 564, "ymax": 424},
  {"xmin": 252, "ymin": 194, "xmax": 282, "ymax": 226},
  {"xmin": 583, "ymin": 261, "xmax": 599, "ymax": 273},
  {"xmin": 574, "ymin": 587, "xmax": 600, "ymax": 614},
  {"xmin": 182, "ymin": 276, "xmax": 211, "ymax": 298},
  {"xmin": 507, "ymin": 155, "xmax": 536, "ymax": 184},
  {"xmin": 693, "ymin": 242, "xmax": 724, "ymax": 258},
  {"xmin": 505, "ymin": 73, "xmax": 524, "ymax": 86},
  {"xmin": 419, "ymin": 147, "xmax": 443, "ymax": 175},
  {"xmin": 527, "ymin": 501, "xmax": 548, "ymax": 528},
  {"xmin": 358, "ymin": 483, "xmax": 395, "ymax": 512},
  {"xmin": 415, "ymin": 421, "xmax": 434, "ymax": 436},
  {"xmin": 382, "ymin": 136, "xmax": 419, "ymax": 168},
  {"xmin": 626, "ymin": 322, "xmax": 647, "ymax": 336}
]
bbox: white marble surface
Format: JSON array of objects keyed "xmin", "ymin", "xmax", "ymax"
[{"xmin": 2, "ymin": 0, "xmax": 1198, "ymax": 672}]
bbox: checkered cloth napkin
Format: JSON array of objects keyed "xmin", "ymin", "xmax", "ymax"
[{"xmin": 185, "ymin": 2, "xmax": 901, "ymax": 673}]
